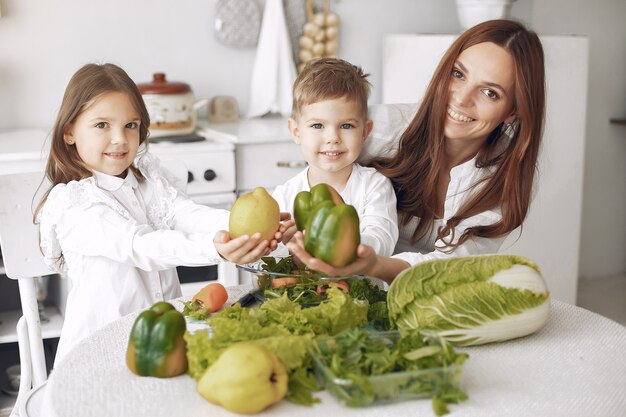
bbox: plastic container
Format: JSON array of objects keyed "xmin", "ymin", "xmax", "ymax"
[{"xmin": 308, "ymin": 331, "xmax": 464, "ymax": 406}]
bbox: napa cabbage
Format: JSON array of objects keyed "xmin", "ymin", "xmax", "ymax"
[{"xmin": 387, "ymin": 255, "xmax": 550, "ymax": 345}]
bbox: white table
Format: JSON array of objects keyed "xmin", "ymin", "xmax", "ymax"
[{"xmin": 40, "ymin": 286, "xmax": 626, "ymax": 417}]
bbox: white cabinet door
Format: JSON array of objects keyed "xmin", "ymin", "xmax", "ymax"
[
  {"xmin": 235, "ymin": 142, "xmax": 305, "ymax": 193},
  {"xmin": 382, "ymin": 34, "xmax": 588, "ymax": 304}
]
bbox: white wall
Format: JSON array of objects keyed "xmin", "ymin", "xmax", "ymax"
[
  {"xmin": 530, "ymin": 0, "xmax": 626, "ymax": 280},
  {"xmin": 0, "ymin": 0, "xmax": 527, "ymax": 129},
  {"xmin": 0, "ymin": 0, "xmax": 623, "ymax": 280}
]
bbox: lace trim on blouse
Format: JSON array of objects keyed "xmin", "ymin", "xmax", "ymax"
[
  {"xmin": 38, "ymin": 152, "xmax": 179, "ymax": 272},
  {"xmin": 136, "ymin": 152, "xmax": 179, "ymax": 230}
]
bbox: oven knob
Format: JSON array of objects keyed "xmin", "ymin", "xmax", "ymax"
[
  {"xmin": 203, "ymin": 169, "xmax": 217, "ymax": 181},
  {"xmin": 187, "ymin": 171, "xmax": 194, "ymax": 183}
]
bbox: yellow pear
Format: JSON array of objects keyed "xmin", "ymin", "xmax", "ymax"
[
  {"xmin": 196, "ymin": 343, "xmax": 288, "ymax": 414},
  {"xmin": 229, "ymin": 187, "xmax": 280, "ymax": 241}
]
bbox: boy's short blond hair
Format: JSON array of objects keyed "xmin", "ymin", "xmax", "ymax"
[{"xmin": 291, "ymin": 58, "xmax": 371, "ymax": 118}]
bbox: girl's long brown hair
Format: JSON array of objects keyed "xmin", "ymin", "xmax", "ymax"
[
  {"xmin": 34, "ymin": 63, "xmax": 150, "ymax": 221},
  {"xmin": 371, "ymin": 20, "xmax": 545, "ymax": 250}
]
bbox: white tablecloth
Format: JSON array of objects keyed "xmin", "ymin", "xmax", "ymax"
[{"xmin": 41, "ymin": 287, "xmax": 626, "ymax": 417}]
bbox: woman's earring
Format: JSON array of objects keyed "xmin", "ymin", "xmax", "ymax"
[{"xmin": 501, "ymin": 119, "xmax": 519, "ymax": 139}]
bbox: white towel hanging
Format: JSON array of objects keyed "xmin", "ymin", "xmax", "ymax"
[{"xmin": 246, "ymin": 0, "xmax": 297, "ymax": 118}]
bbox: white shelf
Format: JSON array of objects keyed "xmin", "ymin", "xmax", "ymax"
[{"xmin": 0, "ymin": 306, "xmax": 63, "ymax": 344}]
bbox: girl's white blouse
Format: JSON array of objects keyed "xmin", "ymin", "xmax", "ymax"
[
  {"xmin": 38, "ymin": 152, "xmax": 229, "ymax": 363},
  {"xmin": 393, "ymin": 156, "xmax": 509, "ymax": 265}
]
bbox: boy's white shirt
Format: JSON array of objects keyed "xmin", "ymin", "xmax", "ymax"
[
  {"xmin": 272, "ymin": 163, "xmax": 399, "ymax": 257},
  {"xmin": 38, "ymin": 152, "xmax": 229, "ymax": 364}
]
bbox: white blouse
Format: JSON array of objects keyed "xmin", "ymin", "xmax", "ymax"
[
  {"xmin": 38, "ymin": 152, "xmax": 230, "ymax": 364},
  {"xmin": 393, "ymin": 155, "xmax": 508, "ymax": 266},
  {"xmin": 272, "ymin": 163, "xmax": 399, "ymax": 256}
]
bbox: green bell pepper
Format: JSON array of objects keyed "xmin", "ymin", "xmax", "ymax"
[
  {"xmin": 126, "ymin": 301, "xmax": 188, "ymax": 377},
  {"xmin": 294, "ymin": 183, "xmax": 344, "ymax": 231},
  {"xmin": 304, "ymin": 201, "xmax": 360, "ymax": 268}
]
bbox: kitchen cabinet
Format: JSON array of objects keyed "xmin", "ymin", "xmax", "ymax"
[{"xmin": 382, "ymin": 34, "xmax": 588, "ymax": 304}]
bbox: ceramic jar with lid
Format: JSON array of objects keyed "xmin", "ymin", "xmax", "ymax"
[{"xmin": 137, "ymin": 73, "xmax": 208, "ymax": 138}]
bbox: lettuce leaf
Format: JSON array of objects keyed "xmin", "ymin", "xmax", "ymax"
[{"xmin": 185, "ymin": 288, "xmax": 369, "ymax": 404}]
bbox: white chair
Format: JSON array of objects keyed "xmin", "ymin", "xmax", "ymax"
[{"xmin": 0, "ymin": 171, "xmax": 52, "ymax": 417}]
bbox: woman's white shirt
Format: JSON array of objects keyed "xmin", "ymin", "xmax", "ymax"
[
  {"xmin": 272, "ymin": 164, "xmax": 399, "ymax": 256},
  {"xmin": 393, "ymin": 156, "xmax": 508, "ymax": 265},
  {"xmin": 38, "ymin": 152, "xmax": 229, "ymax": 364}
]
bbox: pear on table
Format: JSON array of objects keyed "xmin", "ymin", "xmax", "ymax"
[{"xmin": 196, "ymin": 343, "xmax": 288, "ymax": 414}]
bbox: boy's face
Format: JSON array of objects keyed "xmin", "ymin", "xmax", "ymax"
[{"xmin": 288, "ymin": 97, "xmax": 373, "ymax": 181}]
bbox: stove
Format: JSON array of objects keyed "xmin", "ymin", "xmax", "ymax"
[{"xmin": 148, "ymin": 136, "xmax": 236, "ymax": 209}]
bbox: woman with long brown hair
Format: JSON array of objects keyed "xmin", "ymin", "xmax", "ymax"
[{"xmin": 288, "ymin": 19, "xmax": 546, "ymax": 283}]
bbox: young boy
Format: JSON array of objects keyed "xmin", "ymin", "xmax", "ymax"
[{"xmin": 272, "ymin": 58, "xmax": 398, "ymax": 256}]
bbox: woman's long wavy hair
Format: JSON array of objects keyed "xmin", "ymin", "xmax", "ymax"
[
  {"xmin": 34, "ymin": 63, "xmax": 150, "ymax": 221},
  {"xmin": 371, "ymin": 19, "xmax": 545, "ymax": 250}
]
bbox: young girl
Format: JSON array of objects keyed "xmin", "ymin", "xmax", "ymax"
[
  {"xmin": 289, "ymin": 20, "xmax": 546, "ymax": 283},
  {"xmin": 36, "ymin": 63, "xmax": 277, "ymax": 363}
]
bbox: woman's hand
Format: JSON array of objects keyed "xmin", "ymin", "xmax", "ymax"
[
  {"xmin": 286, "ymin": 231, "xmax": 378, "ymax": 277},
  {"xmin": 214, "ymin": 231, "xmax": 272, "ymax": 264}
]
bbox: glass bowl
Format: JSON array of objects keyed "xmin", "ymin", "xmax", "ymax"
[{"xmin": 236, "ymin": 257, "xmax": 387, "ymax": 306}]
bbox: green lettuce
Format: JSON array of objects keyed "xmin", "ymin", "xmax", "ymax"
[
  {"xmin": 185, "ymin": 287, "xmax": 368, "ymax": 404},
  {"xmin": 387, "ymin": 255, "xmax": 550, "ymax": 345}
]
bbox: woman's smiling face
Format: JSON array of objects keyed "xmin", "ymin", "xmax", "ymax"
[{"xmin": 444, "ymin": 41, "xmax": 517, "ymax": 147}]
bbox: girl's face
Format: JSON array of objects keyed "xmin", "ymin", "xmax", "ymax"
[
  {"xmin": 444, "ymin": 41, "xmax": 517, "ymax": 147},
  {"xmin": 64, "ymin": 92, "xmax": 141, "ymax": 178},
  {"xmin": 288, "ymin": 96, "xmax": 373, "ymax": 184}
]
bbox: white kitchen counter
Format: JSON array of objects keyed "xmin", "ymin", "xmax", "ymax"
[
  {"xmin": 197, "ymin": 116, "xmax": 291, "ymax": 145},
  {"xmin": 0, "ymin": 129, "xmax": 49, "ymax": 174}
]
